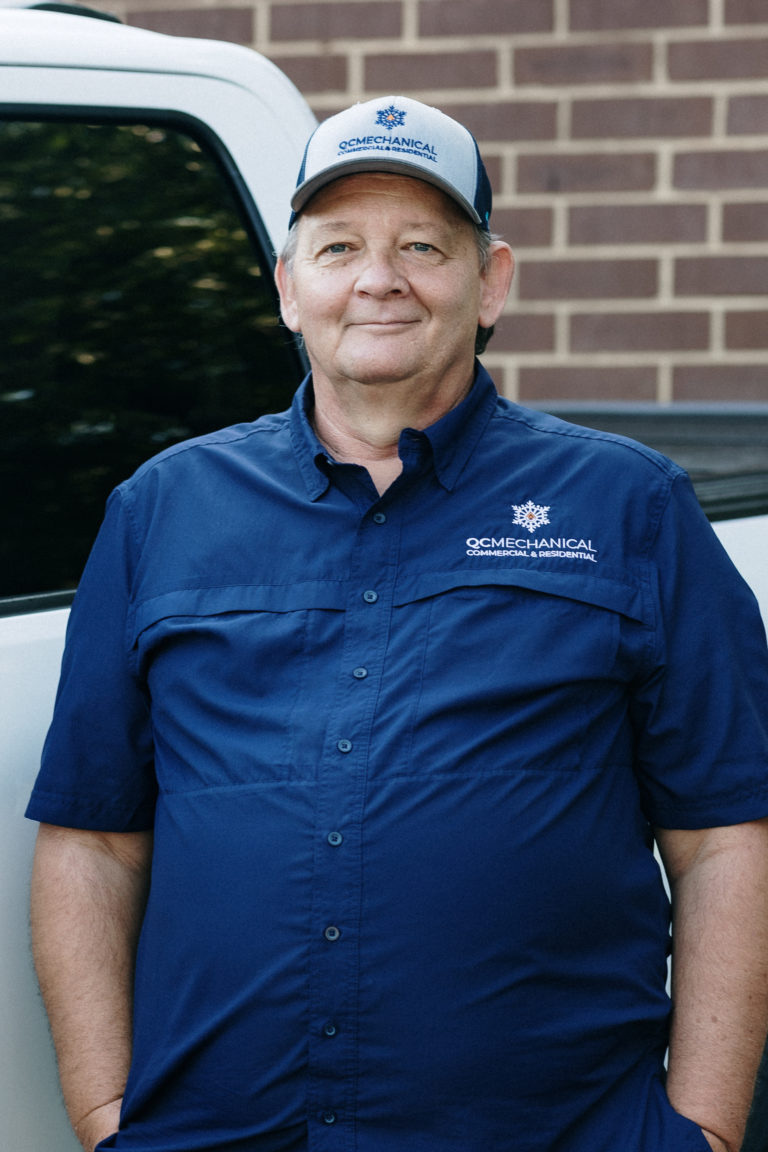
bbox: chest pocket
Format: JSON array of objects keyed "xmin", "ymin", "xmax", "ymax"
[
  {"xmin": 128, "ymin": 583, "xmax": 346, "ymax": 788},
  {"xmin": 391, "ymin": 567, "xmax": 651, "ymax": 776}
]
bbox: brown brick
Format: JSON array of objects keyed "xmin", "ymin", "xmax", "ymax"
[
  {"xmin": 308, "ymin": 103, "xmax": 351, "ymax": 122},
  {"xmin": 519, "ymin": 259, "xmax": 657, "ymax": 300},
  {"xmin": 675, "ymin": 150, "xmax": 768, "ymax": 190},
  {"xmin": 571, "ymin": 311, "xmax": 709, "ymax": 352},
  {"xmin": 723, "ymin": 202, "xmax": 768, "ymax": 242},
  {"xmin": 675, "ymin": 256, "xmax": 768, "ymax": 296},
  {"xmin": 572, "ymin": 97, "xmax": 712, "ymax": 139},
  {"xmin": 515, "ymin": 42, "xmax": 652, "ymax": 86},
  {"xmin": 486, "ymin": 363, "xmax": 506, "ymax": 393},
  {"xmin": 728, "ymin": 95, "xmax": 768, "ymax": 136},
  {"xmin": 570, "ymin": 0, "xmax": 707, "ymax": 30},
  {"xmin": 269, "ymin": 54, "xmax": 348, "ymax": 93},
  {"xmin": 493, "ymin": 207, "xmax": 553, "ymax": 247},
  {"xmin": 725, "ymin": 311, "xmax": 768, "ymax": 349},
  {"xmin": 725, "ymin": 0, "xmax": 768, "ymax": 24},
  {"xmin": 126, "ymin": 7, "xmax": 253, "ymax": 42},
  {"xmin": 493, "ymin": 313, "xmax": 556, "ymax": 353},
  {"xmin": 519, "ymin": 366, "xmax": 657, "ymax": 402},
  {"xmin": 569, "ymin": 203, "xmax": 707, "ymax": 245},
  {"xmin": 668, "ymin": 39, "xmax": 768, "ymax": 81},
  {"xmin": 484, "ymin": 154, "xmax": 502, "ymax": 194},
  {"xmin": 518, "ymin": 153, "xmax": 655, "ymax": 195},
  {"xmin": 419, "ymin": 0, "xmax": 553, "ymax": 36},
  {"xmin": 440, "ymin": 101, "xmax": 557, "ymax": 143},
  {"xmin": 673, "ymin": 365, "xmax": 768, "ymax": 403},
  {"xmin": 270, "ymin": 2, "xmax": 401, "ymax": 41},
  {"xmin": 365, "ymin": 50, "xmax": 497, "ymax": 91}
]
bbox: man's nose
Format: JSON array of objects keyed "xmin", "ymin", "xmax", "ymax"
[{"xmin": 354, "ymin": 249, "xmax": 408, "ymax": 296}]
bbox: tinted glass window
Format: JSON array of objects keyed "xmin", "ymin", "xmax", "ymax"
[{"xmin": 0, "ymin": 119, "xmax": 303, "ymax": 605}]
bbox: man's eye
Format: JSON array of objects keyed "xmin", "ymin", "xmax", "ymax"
[
  {"xmin": 324, "ymin": 243, "xmax": 349, "ymax": 255},
  {"xmin": 410, "ymin": 242, "xmax": 435, "ymax": 253}
]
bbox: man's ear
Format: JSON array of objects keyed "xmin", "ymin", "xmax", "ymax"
[
  {"xmin": 478, "ymin": 242, "xmax": 515, "ymax": 331},
  {"xmin": 275, "ymin": 257, "xmax": 301, "ymax": 334}
]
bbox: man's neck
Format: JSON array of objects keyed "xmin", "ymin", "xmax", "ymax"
[{"xmin": 310, "ymin": 368, "xmax": 474, "ymax": 496}]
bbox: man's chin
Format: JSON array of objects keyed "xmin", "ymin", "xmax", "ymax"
[{"xmin": 336, "ymin": 358, "xmax": 421, "ymax": 389}]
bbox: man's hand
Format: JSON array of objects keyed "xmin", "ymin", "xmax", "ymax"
[
  {"xmin": 701, "ymin": 1130, "xmax": 730, "ymax": 1152},
  {"xmin": 74, "ymin": 1098, "xmax": 122, "ymax": 1152},
  {"xmin": 701, "ymin": 1130, "xmax": 731, "ymax": 1152}
]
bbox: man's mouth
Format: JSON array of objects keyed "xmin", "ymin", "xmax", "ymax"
[{"xmin": 350, "ymin": 318, "xmax": 419, "ymax": 329}]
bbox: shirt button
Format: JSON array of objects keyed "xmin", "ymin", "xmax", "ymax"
[
  {"xmin": 362, "ymin": 589, "xmax": 378, "ymax": 603},
  {"xmin": 321, "ymin": 1111, "xmax": 337, "ymax": 1125},
  {"xmin": 324, "ymin": 925, "xmax": 341, "ymax": 942},
  {"xmin": 336, "ymin": 739, "xmax": 352, "ymax": 753},
  {"xmin": 327, "ymin": 831, "xmax": 343, "ymax": 847},
  {"xmin": 352, "ymin": 666, "xmax": 368, "ymax": 679},
  {"xmin": 323, "ymin": 1021, "xmax": 338, "ymax": 1037},
  {"xmin": 372, "ymin": 512, "xmax": 387, "ymax": 524}
]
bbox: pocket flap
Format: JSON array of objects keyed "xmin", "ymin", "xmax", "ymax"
[
  {"xmin": 393, "ymin": 566, "xmax": 649, "ymax": 623},
  {"xmin": 130, "ymin": 580, "xmax": 347, "ymax": 644}
]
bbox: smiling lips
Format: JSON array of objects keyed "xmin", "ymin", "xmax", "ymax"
[{"xmin": 348, "ymin": 317, "xmax": 420, "ymax": 328}]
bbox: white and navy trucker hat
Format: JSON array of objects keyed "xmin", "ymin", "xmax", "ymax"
[{"xmin": 289, "ymin": 95, "xmax": 492, "ymax": 231}]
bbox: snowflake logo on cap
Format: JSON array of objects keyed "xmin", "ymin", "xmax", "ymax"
[
  {"xmin": 512, "ymin": 500, "xmax": 551, "ymax": 534},
  {"xmin": 376, "ymin": 104, "xmax": 407, "ymax": 131}
]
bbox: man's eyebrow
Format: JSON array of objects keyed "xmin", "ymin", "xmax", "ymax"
[
  {"xmin": 307, "ymin": 219, "xmax": 452, "ymax": 236},
  {"xmin": 402, "ymin": 222, "xmax": 451, "ymax": 234},
  {"xmin": 309, "ymin": 220, "xmax": 354, "ymax": 232}
]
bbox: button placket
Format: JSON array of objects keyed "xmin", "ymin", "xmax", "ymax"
[{"xmin": 307, "ymin": 503, "xmax": 399, "ymax": 1149}]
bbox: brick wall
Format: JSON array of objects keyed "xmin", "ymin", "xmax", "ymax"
[{"xmin": 106, "ymin": 0, "xmax": 768, "ymax": 408}]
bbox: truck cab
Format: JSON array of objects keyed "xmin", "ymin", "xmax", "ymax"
[{"xmin": 0, "ymin": 9, "xmax": 313, "ymax": 1145}]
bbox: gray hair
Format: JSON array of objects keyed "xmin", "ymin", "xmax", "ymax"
[{"xmin": 278, "ymin": 219, "xmax": 500, "ymax": 356}]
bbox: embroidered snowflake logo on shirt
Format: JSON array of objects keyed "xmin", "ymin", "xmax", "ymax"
[
  {"xmin": 512, "ymin": 501, "xmax": 551, "ymax": 534},
  {"xmin": 376, "ymin": 105, "xmax": 407, "ymax": 130}
]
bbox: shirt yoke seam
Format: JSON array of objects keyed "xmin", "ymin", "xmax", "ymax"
[
  {"xmin": 120, "ymin": 418, "xmax": 288, "ymax": 490},
  {"xmin": 492, "ymin": 405, "xmax": 683, "ymax": 483}
]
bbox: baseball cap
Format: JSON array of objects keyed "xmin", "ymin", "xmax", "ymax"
[{"xmin": 289, "ymin": 95, "xmax": 492, "ymax": 231}]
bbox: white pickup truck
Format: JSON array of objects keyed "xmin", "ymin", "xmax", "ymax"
[{"xmin": 1, "ymin": 9, "xmax": 766, "ymax": 1149}]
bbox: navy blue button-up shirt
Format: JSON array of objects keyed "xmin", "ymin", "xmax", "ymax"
[{"xmin": 28, "ymin": 367, "xmax": 768, "ymax": 1152}]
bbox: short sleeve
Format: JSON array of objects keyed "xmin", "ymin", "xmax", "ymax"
[
  {"xmin": 631, "ymin": 472, "xmax": 768, "ymax": 830},
  {"xmin": 25, "ymin": 487, "xmax": 157, "ymax": 831}
]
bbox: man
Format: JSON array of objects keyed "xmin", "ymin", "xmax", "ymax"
[{"xmin": 28, "ymin": 96, "xmax": 768, "ymax": 1152}]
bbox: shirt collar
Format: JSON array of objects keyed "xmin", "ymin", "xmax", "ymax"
[
  {"xmin": 289, "ymin": 364, "xmax": 498, "ymax": 500},
  {"xmin": 419, "ymin": 363, "xmax": 498, "ymax": 490}
]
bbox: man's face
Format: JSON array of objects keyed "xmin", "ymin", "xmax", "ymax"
[{"xmin": 276, "ymin": 173, "xmax": 510, "ymax": 396}]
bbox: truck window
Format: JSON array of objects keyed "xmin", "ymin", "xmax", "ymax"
[{"xmin": 0, "ymin": 118, "xmax": 303, "ymax": 610}]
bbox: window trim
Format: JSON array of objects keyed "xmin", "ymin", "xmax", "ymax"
[{"xmin": 1, "ymin": 591, "xmax": 76, "ymax": 617}]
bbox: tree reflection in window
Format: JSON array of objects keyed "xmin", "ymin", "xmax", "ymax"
[{"xmin": 0, "ymin": 120, "xmax": 302, "ymax": 599}]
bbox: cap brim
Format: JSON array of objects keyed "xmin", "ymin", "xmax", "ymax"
[{"xmin": 290, "ymin": 157, "xmax": 484, "ymax": 227}]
